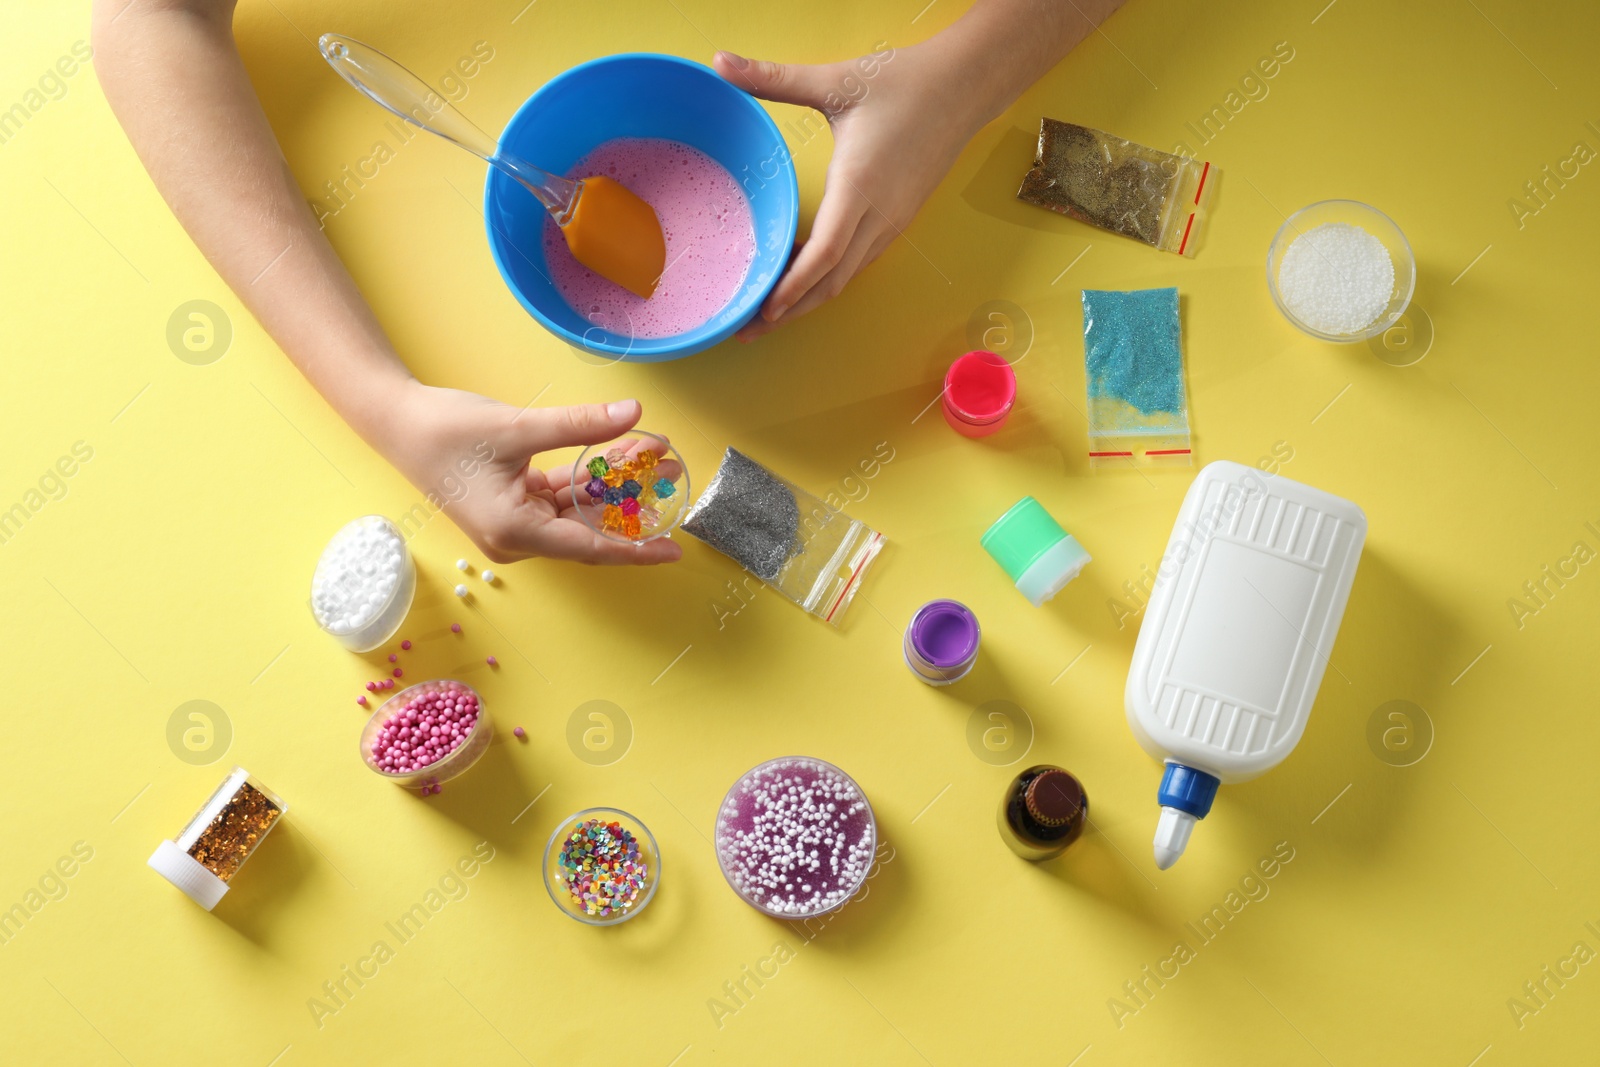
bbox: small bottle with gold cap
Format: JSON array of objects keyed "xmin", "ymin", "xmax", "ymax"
[{"xmin": 998, "ymin": 764, "xmax": 1087, "ymax": 860}]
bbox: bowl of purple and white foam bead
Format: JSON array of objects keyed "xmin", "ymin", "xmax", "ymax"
[
  {"xmin": 715, "ymin": 756, "xmax": 878, "ymax": 919},
  {"xmin": 359, "ymin": 679, "xmax": 492, "ymax": 789}
]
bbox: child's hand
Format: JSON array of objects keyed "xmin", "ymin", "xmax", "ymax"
[
  {"xmin": 714, "ymin": 45, "xmax": 980, "ymax": 341},
  {"xmin": 98, "ymin": 0, "xmax": 1113, "ymax": 559},
  {"xmin": 385, "ymin": 386, "xmax": 683, "ymax": 566}
]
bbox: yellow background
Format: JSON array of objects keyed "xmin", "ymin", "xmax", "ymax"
[{"xmin": 3, "ymin": 0, "xmax": 1598, "ymax": 1062}]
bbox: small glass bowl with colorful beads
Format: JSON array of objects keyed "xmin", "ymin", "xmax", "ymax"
[
  {"xmin": 542, "ymin": 807, "xmax": 661, "ymax": 926},
  {"xmin": 570, "ymin": 432, "xmax": 689, "ymax": 544}
]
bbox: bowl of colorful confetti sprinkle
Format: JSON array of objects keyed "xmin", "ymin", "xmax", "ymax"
[
  {"xmin": 543, "ymin": 808, "xmax": 660, "ymax": 925},
  {"xmin": 570, "ymin": 431, "xmax": 688, "ymax": 544}
]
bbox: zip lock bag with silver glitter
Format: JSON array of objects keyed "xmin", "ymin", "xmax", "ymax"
[
  {"xmin": 1017, "ymin": 119, "xmax": 1217, "ymax": 257},
  {"xmin": 682, "ymin": 448, "xmax": 887, "ymax": 625}
]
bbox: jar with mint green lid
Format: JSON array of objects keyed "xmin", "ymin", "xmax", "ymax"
[{"xmin": 980, "ymin": 496, "xmax": 1091, "ymax": 606}]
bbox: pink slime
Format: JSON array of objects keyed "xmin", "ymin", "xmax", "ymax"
[{"xmin": 542, "ymin": 138, "xmax": 756, "ymax": 339}]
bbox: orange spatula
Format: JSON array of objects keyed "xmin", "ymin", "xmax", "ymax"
[{"xmin": 320, "ymin": 35, "xmax": 666, "ymax": 298}]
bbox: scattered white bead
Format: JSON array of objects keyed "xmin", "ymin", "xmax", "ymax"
[
  {"xmin": 454, "ymin": 584, "xmax": 469, "ymax": 598},
  {"xmin": 456, "ymin": 558, "xmax": 470, "ymax": 572},
  {"xmin": 480, "ymin": 569, "xmax": 496, "ymax": 584},
  {"xmin": 1277, "ymin": 222, "xmax": 1395, "ymax": 335}
]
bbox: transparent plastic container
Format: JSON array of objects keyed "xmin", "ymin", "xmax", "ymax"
[
  {"xmin": 310, "ymin": 515, "xmax": 416, "ymax": 653},
  {"xmin": 1266, "ymin": 199, "xmax": 1415, "ymax": 343},
  {"xmin": 714, "ymin": 756, "xmax": 878, "ymax": 918},
  {"xmin": 358, "ymin": 679, "xmax": 493, "ymax": 788},
  {"xmin": 542, "ymin": 807, "xmax": 661, "ymax": 925},
  {"xmin": 570, "ymin": 431, "xmax": 690, "ymax": 544},
  {"xmin": 148, "ymin": 767, "xmax": 287, "ymax": 910}
]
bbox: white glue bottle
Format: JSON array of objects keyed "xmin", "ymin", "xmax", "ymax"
[{"xmin": 1125, "ymin": 461, "xmax": 1366, "ymax": 869}]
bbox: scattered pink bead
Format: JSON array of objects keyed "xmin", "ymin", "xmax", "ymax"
[
  {"xmin": 486, "ymin": 656, "xmax": 498, "ymax": 667},
  {"xmin": 400, "ymin": 640, "xmax": 412, "ymax": 650},
  {"xmin": 513, "ymin": 726, "xmax": 525, "ymax": 739},
  {"xmin": 383, "ymin": 678, "xmax": 395, "ymax": 690},
  {"xmin": 451, "ymin": 623, "xmax": 462, "ymax": 634},
  {"xmin": 366, "ymin": 681, "xmax": 483, "ymax": 776},
  {"xmin": 366, "ymin": 681, "xmax": 377, "ymax": 692},
  {"xmin": 393, "ymin": 668, "xmax": 403, "ymax": 678},
  {"xmin": 388, "ymin": 653, "xmax": 398, "ymax": 663},
  {"xmin": 357, "ymin": 695, "xmax": 368, "ymax": 707}
]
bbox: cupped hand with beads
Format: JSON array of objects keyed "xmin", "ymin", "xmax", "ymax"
[
  {"xmin": 93, "ymin": 0, "xmax": 684, "ymax": 569},
  {"xmin": 382, "ymin": 386, "xmax": 683, "ymax": 566}
]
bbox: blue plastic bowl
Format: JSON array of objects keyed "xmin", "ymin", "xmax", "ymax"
[{"xmin": 485, "ymin": 54, "xmax": 798, "ymax": 362}]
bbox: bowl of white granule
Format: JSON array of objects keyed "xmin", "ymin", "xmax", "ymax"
[{"xmin": 1267, "ymin": 200, "xmax": 1415, "ymax": 343}]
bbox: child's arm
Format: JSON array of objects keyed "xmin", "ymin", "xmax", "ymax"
[
  {"xmin": 91, "ymin": 0, "xmax": 679, "ymax": 566},
  {"xmin": 716, "ymin": 0, "xmax": 1126, "ymax": 340}
]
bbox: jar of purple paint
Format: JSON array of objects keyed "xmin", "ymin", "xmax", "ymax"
[{"xmin": 903, "ymin": 600, "xmax": 981, "ymax": 685}]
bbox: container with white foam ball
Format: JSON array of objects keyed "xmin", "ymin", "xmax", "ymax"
[{"xmin": 311, "ymin": 516, "xmax": 416, "ymax": 652}]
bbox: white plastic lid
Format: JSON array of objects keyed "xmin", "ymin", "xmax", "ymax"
[
  {"xmin": 1015, "ymin": 535, "xmax": 1092, "ymax": 607},
  {"xmin": 148, "ymin": 839, "xmax": 228, "ymax": 910}
]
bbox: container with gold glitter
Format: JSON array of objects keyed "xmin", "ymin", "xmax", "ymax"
[
  {"xmin": 1016, "ymin": 118, "xmax": 1217, "ymax": 257},
  {"xmin": 148, "ymin": 767, "xmax": 286, "ymax": 910}
]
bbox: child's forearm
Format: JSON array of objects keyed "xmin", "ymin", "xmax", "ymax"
[
  {"xmin": 932, "ymin": 0, "xmax": 1127, "ymax": 136},
  {"xmin": 92, "ymin": 0, "xmax": 416, "ymax": 453}
]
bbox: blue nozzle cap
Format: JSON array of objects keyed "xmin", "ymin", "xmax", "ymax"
[{"xmin": 1158, "ymin": 763, "xmax": 1220, "ymax": 819}]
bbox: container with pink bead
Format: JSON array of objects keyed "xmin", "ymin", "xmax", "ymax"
[{"xmin": 359, "ymin": 679, "xmax": 492, "ymax": 792}]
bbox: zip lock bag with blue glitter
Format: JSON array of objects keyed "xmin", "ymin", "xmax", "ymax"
[
  {"xmin": 1125, "ymin": 461, "xmax": 1366, "ymax": 869},
  {"xmin": 1082, "ymin": 287, "xmax": 1192, "ymax": 467}
]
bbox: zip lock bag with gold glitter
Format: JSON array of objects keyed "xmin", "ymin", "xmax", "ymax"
[
  {"xmin": 148, "ymin": 766, "xmax": 286, "ymax": 910},
  {"xmin": 1017, "ymin": 118, "xmax": 1218, "ymax": 257}
]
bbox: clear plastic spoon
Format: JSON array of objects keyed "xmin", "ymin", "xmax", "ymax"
[{"xmin": 319, "ymin": 34, "xmax": 665, "ymax": 298}]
